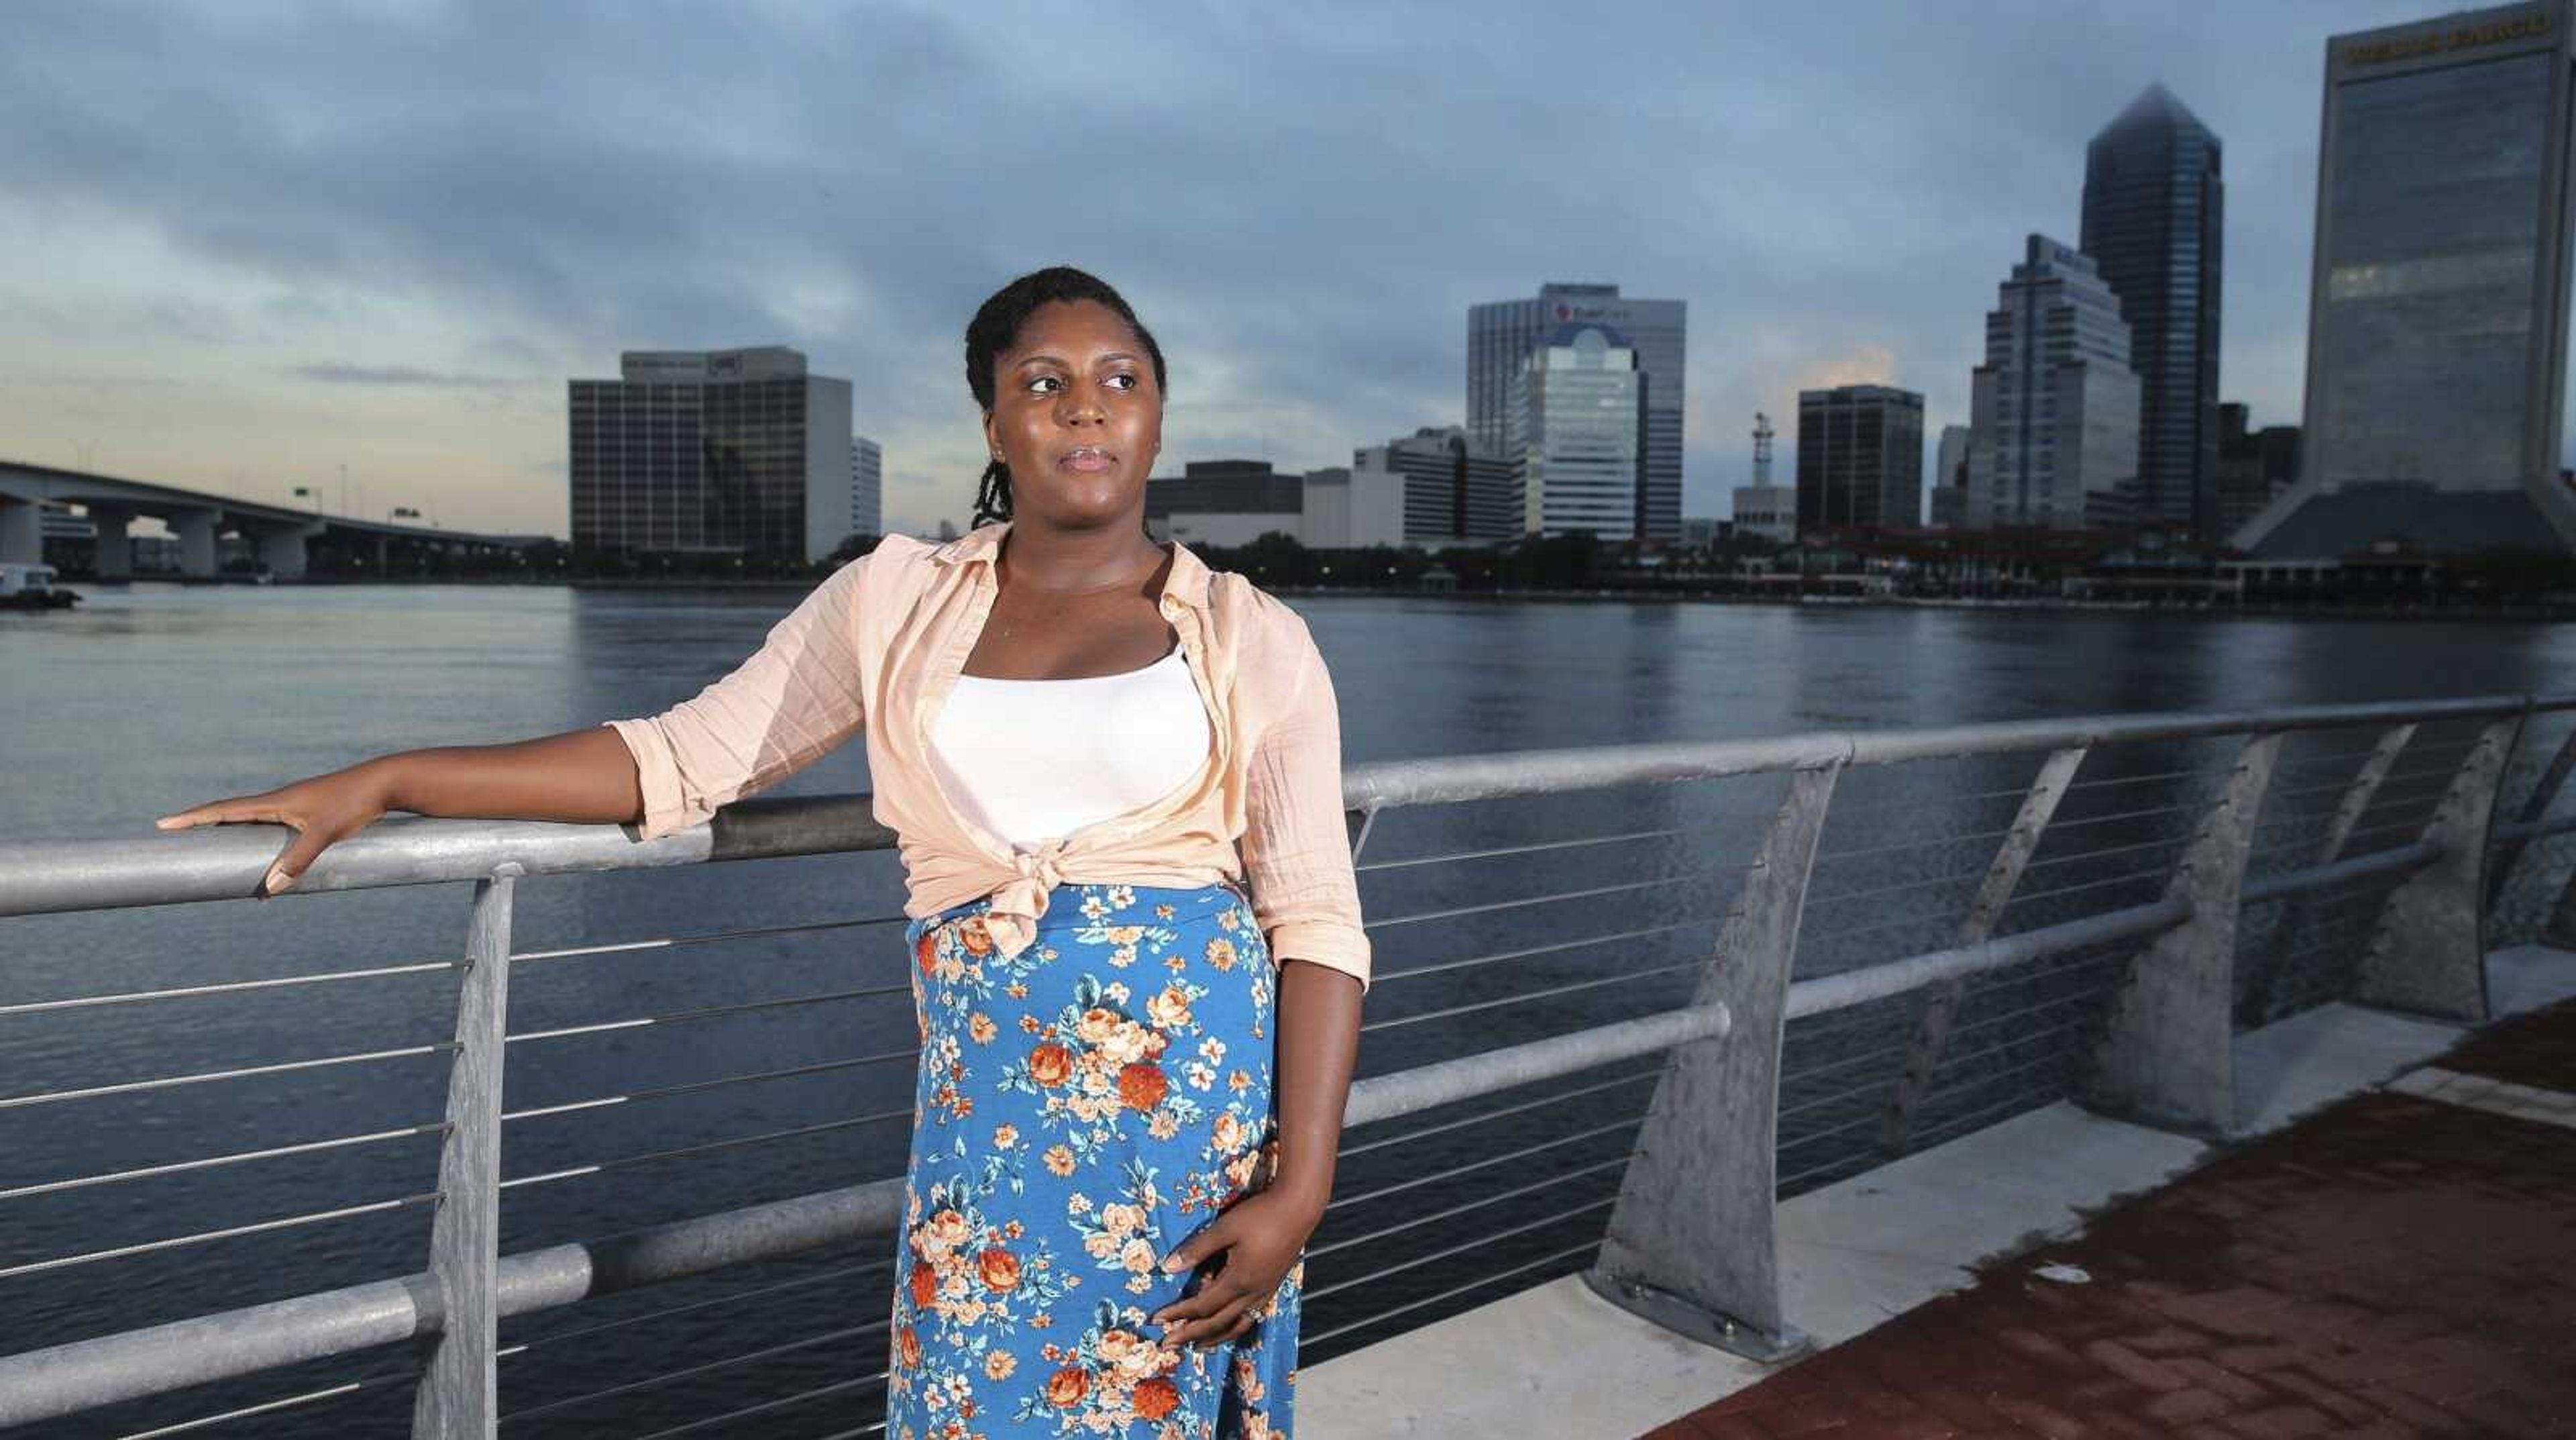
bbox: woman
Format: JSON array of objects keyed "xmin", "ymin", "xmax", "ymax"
[{"xmin": 155, "ymin": 266, "xmax": 1370, "ymax": 1439}]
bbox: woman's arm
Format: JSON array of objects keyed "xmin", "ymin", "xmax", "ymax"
[
  {"xmin": 158, "ymin": 552, "xmax": 879, "ymax": 892},
  {"xmin": 1151, "ymin": 627, "xmax": 1368, "ymax": 1350}
]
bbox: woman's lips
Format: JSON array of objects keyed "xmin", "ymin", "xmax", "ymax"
[{"xmin": 1060, "ymin": 450, "xmax": 1117, "ymax": 474}]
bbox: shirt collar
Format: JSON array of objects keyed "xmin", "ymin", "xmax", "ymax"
[{"xmin": 934, "ymin": 517, "xmax": 1215, "ymax": 614}]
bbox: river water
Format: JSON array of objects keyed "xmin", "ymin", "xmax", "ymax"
[{"xmin": 5, "ymin": 581, "xmax": 2570, "ymax": 1436}]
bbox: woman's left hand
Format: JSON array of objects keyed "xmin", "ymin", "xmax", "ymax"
[{"xmin": 1148, "ymin": 1188, "xmax": 1321, "ymax": 1350}]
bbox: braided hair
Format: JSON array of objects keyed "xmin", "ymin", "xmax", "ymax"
[{"xmin": 964, "ymin": 266, "xmax": 1168, "ymax": 531}]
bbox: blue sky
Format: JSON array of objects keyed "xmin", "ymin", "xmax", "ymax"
[{"xmin": 0, "ymin": 0, "xmax": 2498, "ymax": 538}]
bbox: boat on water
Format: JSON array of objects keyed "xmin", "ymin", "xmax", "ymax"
[{"xmin": 0, "ymin": 562, "xmax": 81, "ymax": 609}]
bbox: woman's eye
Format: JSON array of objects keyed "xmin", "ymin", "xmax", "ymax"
[
  {"xmin": 1027, "ymin": 376, "xmax": 1061, "ymax": 394},
  {"xmin": 1106, "ymin": 373, "xmax": 1138, "ymax": 391}
]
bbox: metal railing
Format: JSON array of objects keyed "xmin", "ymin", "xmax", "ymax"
[{"xmin": 4, "ymin": 692, "xmax": 2574, "ymax": 1434}]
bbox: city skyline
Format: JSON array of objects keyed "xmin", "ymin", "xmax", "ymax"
[{"xmin": 0, "ymin": 0, "xmax": 2522, "ymax": 541}]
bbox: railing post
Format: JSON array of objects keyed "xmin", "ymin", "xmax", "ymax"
[
  {"xmin": 2355, "ymin": 716, "xmax": 2521, "ymax": 1023},
  {"xmin": 413, "ymin": 864, "xmax": 521, "ymax": 1439},
  {"xmin": 2238, "ymin": 723, "xmax": 2414, "ymax": 1026},
  {"xmin": 2080, "ymin": 733, "xmax": 2279, "ymax": 1136},
  {"xmin": 2489, "ymin": 704, "xmax": 2574, "ymax": 908},
  {"xmin": 1583, "ymin": 760, "xmax": 1839, "ymax": 1363},
  {"xmin": 1880, "ymin": 745, "xmax": 2088, "ymax": 1153}
]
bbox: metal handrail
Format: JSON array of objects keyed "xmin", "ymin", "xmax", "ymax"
[{"xmin": 1, "ymin": 690, "xmax": 2569, "ymax": 1434}]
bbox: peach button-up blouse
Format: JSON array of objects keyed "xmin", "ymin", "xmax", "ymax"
[{"xmin": 602, "ymin": 519, "xmax": 1373, "ymax": 993}]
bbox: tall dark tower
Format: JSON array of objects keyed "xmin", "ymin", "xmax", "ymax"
[{"xmin": 2082, "ymin": 84, "xmax": 2224, "ymax": 537}]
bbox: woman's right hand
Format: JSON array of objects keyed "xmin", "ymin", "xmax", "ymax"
[{"xmin": 154, "ymin": 764, "xmax": 392, "ymax": 898}]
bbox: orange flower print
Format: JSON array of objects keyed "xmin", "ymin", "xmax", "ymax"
[
  {"xmin": 908, "ymin": 1262, "xmax": 936, "ymax": 1308},
  {"xmin": 1134, "ymin": 1376, "xmax": 1181, "ymax": 1421},
  {"xmin": 896, "ymin": 1324, "xmax": 922, "ymax": 1369},
  {"xmin": 1045, "ymin": 1366, "xmax": 1091, "ymax": 1408},
  {"xmin": 916, "ymin": 933, "xmax": 938, "ymax": 974},
  {"xmin": 1118, "ymin": 1061, "xmax": 1168, "ymax": 1111},
  {"xmin": 1205, "ymin": 936, "xmax": 1239, "ymax": 971},
  {"xmin": 984, "ymin": 1350, "xmax": 1017, "ymax": 1382},
  {"xmin": 969, "ymin": 1012, "xmax": 997, "ymax": 1044},
  {"xmin": 979, "ymin": 1246, "xmax": 1022, "ymax": 1291},
  {"xmin": 1044, "ymin": 1145, "xmax": 1077, "ymax": 1177},
  {"xmin": 959, "ymin": 915, "xmax": 994, "ymax": 955},
  {"xmin": 1029, "ymin": 1042, "xmax": 1073, "ymax": 1087}
]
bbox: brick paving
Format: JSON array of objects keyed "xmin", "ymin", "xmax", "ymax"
[{"xmin": 1642, "ymin": 1000, "xmax": 2576, "ymax": 1438}]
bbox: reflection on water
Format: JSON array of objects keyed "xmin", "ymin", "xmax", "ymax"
[{"xmin": 4, "ymin": 584, "xmax": 2571, "ymax": 1435}]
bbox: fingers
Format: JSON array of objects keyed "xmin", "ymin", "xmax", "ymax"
[
  {"xmin": 1157, "ymin": 1293, "xmax": 1252, "ymax": 1351},
  {"xmin": 154, "ymin": 796, "xmax": 273, "ymax": 831},
  {"xmin": 261, "ymin": 825, "xmax": 335, "ymax": 898}
]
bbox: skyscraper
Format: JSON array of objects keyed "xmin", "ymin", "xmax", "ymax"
[
  {"xmin": 1968, "ymin": 237, "xmax": 2142, "ymax": 531},
  {"xmin": 1510, "ymin": 324, "xmax": 1645, "ymax": 539},
  {"xmin": 1932, "ymin": 424, "xmax": 1974, "ymax": 529},
  {"xmin": 1352, "ymin": 425, "xmax": 1519, "ymax": 547},
  {"xmin": 849, "ymin": 435, "xmax": 882, "ymax": 541},
  {"xmin": 1796, "ymin": 384, "xmax": 1925, "ymax": 529},
  {"xmin": 570, "ymin": 347, "xmax": 853, "ymax": 563},
  {"xmin": 2082, "ymin": 85, "xmax": 2224, "ymax": 536},
  {"xmin": 2238, "ymin": 0, "xmax": 2576, "ymax": 559},
  {"xmin": 1470, "ymin": 284, "xmax": 1685, "ymax": 540}
]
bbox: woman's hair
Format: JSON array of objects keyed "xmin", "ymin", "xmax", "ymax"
[{"xmin": 965, "ymin": 266, "xmax": 1167, "ymax": 530}]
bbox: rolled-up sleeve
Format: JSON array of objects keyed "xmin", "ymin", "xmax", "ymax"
[
  {"xmin": 1239, "ymin": 629, "xmax": 1371, "ymax": 994},
  {"xmin": 603, "ymin": 554, "xmax": 873, "ymax": 841}
]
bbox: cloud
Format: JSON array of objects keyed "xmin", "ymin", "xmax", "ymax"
[{"xmin": 0, "ymin": 0, "xmax": 2483, "ymax": 534}]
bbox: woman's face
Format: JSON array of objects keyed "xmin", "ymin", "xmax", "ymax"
[{"xmin": 983, "ymin": 298, "xmax": 1163, "ymax": 529}]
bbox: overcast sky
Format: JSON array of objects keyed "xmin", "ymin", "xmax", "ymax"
[{"xmin": 0, "ymin": 0, "xmax": 2516, "ymax": 539}]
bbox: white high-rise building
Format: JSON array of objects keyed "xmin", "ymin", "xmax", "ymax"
[
  {"xmin": 1470, "ymin": 284, "xmax": 1685, "ymax": 540},
  {"xmin": 849, "ymin": 436, "xmax": 882, "ymax": 541},
  {"xmin": 1510, "ymin": 325, "xmax": 1644, "ymax": 539},
  {"xmin": 1967, "ymin": 237, "xmax": 2142, "ymax": 530}
]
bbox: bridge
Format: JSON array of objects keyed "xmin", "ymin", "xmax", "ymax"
[
  {"xmin": 0, "ymin": 695, "xmax": 2571, "ymax": 1435},
  {"xmin": 0, "ymin": 460, "xmax": 547, "ymax": 579}
]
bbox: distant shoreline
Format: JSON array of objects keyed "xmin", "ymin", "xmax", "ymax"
[{"xmin": 59, "ymin": 572, "xmax": 2575, "ymax": 621}]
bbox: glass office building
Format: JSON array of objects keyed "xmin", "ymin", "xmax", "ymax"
[
  {"xmin": 1470, "ymin": 284, "xmax": 1684, "ymax": 540},
  {"xmin": 570, "ymin": 348, "xmax": 854, "ymax": 563},
  {"xmin": 1967, "ymin": 237, "xmax": 2143, "ymax": 531},
  {"xmin": 1509, "ymin": 324, "xmax": 1645, "ymax": 539},
  {"xmin": 1796, "ymin": 384, "xmax": 1926, "ymax": 529},
  {"xmin": 2082, "ymin": 84, "xmax": 2224, "ymax": 536},
  {"xmin": 2241, "ymin": 0, "xmax": 2576, "ymax": 556}
]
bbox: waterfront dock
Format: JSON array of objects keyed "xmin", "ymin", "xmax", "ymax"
[{"xmin": 3, "ymin": 693, "xmax": 2571, "ymax": 1436}]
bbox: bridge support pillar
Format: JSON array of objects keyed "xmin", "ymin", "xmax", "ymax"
[
  {"xmin": 0, "ymin": 497, "xmax": 40, "ymax": 565},
  {"xmin": 89, "ymin": 507, "xmax": 134, "ymax": 578},
  {"xmin": 250, "ymin": 520, "xmax": 323, "ymax": 580},
  {"xmin": 1586, "ymin": 760, "xmax": 1840, "ymax": 1363},
  {"xmin": 170, "ymin": 507, "xmax": 222, "ymax": 578}
]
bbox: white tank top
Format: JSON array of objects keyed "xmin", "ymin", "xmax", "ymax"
[{"xmin": 927, "ymin": 646, "xmax": 1214, "ymax": 852}]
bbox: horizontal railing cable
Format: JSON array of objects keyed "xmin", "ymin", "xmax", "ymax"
[
  {"xmin": 1368, "ymin": 916, "xmax": 1723, "ymax": 986},
  {"xmin": 1302, "ymin": 1235, "xmax": 1605, "ymax": 1349},
  {"xmin": 0, "ymin": 958, "xmax": 462, "ymax": 1017},
  {"xmin": 0, "ymin": 1190, "xmax": 444, "ymax": 1281},
  {"xmin": 0, "ymin": 1039, "xmax": 460, "ymax": 1111},
  {"xmin": 1364, "ymin": 872, "xmax": 1720, "ymax": 931},
  {"xmin": 503, "ymin": 986, "xmax": 906, "ymax": 1045},
  {"xmin": 1356, "ymin": 819, "xmax": 1774, "ymax": 875},
  {"xmin": 495, "ymin": 1320, "xmax": 889, "ymax": 1426},
  {"xmin": 0, "ymin": 1119, "xmax": 451, "ymax": 1202},
  {"xmin": 1327, "ymin": 1117, "xmax": 1652, "ymax": 1213},
  {"xmin": 501, "ymin": 1049, "xmax": 920, "ymax": 1123},
  {"xmin": 1813, "ymin": 824, "xmax": 2015, "ymax": 864},
  {"xmin": 1307, "ymin": 1158, "xmax": 1635, "ymax": 1266},
  {"xmin": 114, "ymin": 1364, "xmax": 419, "ymax": 1439},
  {"xmin": 511, "ymin": 911, "xmax": 907, "ymax": 966},
  {"xmin": 627, "ymin": 1372, "xmax": 890, "ymax": 1440},
  {"xmin": 1335, "ymin": 1064, "xmax": 1672, "ymax": 1160},
  {"xmin": 499, "ymin": 1258, "xmax": 894, "ymax": 1359},
  {"xmin": 1303, "ymin": 1191, "xmax": 1621, "ymax": 1303},
  {"xmin": 498, "ymin": 1109, "xmax": 912, "ymax": 1191},
  {"xmin": 1360, "ymin": 960, "xmax": 1704, "ymax": 1034}
]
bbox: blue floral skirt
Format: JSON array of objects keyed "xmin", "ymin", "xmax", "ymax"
[{"xmin": 885, "ymin": 880, "xmax": 1303, "ymax": 1439}]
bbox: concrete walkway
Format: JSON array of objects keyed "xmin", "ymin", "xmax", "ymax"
[
  {"xmin": 1300, "ymin": 947, "xmax": 2576, "ymax": 1438},
  {"xmin": 1643, "ymin": 983, "xmax": 2576, "ymax": 1437}
]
